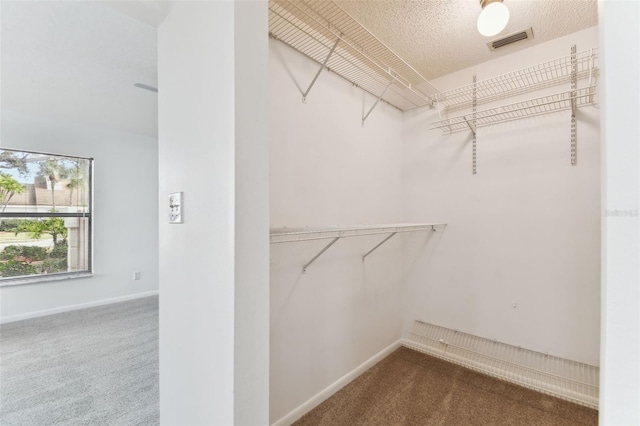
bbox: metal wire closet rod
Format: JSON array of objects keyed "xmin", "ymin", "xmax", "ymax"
[
  {"xmin": 270, "ymin": 223, "xmax": 446, "ymax": 243},
  {"xmin": 408, "ymin": 332, "xmax": 598, "ymax": 389},
  {"xmin": 434, "ymin": 48, "xmax": 598, "ymax": 110}
]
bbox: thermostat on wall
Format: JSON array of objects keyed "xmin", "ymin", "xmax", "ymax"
[{"xmin": 169, "ymin": 192, "xmax": 183, "ymax": 224}]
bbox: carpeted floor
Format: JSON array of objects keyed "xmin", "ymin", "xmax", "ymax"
[
  {"xmin": 1, "ymin": 299, "xmax": 598, "ymax": 426},
  {"xmin": 295, "ymin": 347, "xmax": 598, "ymax": 426},
  {"xmin": 0, "ymin": 296, "xmax": 159, "ymax": 426}
]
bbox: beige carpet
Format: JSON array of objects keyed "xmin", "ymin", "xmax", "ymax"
[{"xmin": 295, "ymin": 347, "xmax": 598, "ymax": 426}]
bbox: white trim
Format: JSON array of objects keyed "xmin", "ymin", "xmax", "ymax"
[
  {"xmin": 0, "ymin": 290, "xmax": 159, "ymax": 324},
  {"xmin": 271, "ymin": 339, "xmax": 402, "ymax": 426}
]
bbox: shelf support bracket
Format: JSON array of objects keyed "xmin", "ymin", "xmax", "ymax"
[
  {"xmin": 570, "ymin": 45, "xmax": 577, "ymax": 166},
  {"xmin": 362, "ymin": 80, "xmax": 394, "ymax": 126},
  {"xmin": 472, "ymin": 75, "xmax": 477, "ymax": 175},
  {"xmin": 362, "ymin": 232, "xmax": 397, "ymax": 261},
  {"xmin": 302, "ymin": 38, "xmax": 340, "ymax": 103},
  {"xmin": 462, "ymin": 117, "xmax": 476, "ymax": 135},
  {"xmin": 302, "ymin": 237, "xmax": 340, "ymax": 273}
]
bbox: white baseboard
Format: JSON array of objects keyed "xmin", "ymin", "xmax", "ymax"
[
  {"xmin": 0, "ymin": 290, "xmax": 159, "ymax": 324},
  {"xmin": 271, "ymin": 339, "xmax": 402, "ymax": 426}
]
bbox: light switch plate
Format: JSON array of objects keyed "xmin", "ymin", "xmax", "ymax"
[{"xmin": 169, "ymin": 192, "xmax": 183, "ymax": 224}]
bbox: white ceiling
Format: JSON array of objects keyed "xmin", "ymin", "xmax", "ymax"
[
  {"xmin": 1, "ymin": 1, "xmax": 159, "ymax": 137},
  {"xmin": 336, "ymin": 0, "xmax": 598, "ymax": 80}
]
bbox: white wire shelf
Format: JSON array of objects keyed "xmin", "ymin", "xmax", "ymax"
[
  {"xmin": 405, "ymin": 320, "xmax": 599, "ymax": 409},
  {"xmin": 434, "ymin": 48, "xmax": 598, "ymax": 113},
  {"xmin": 268, "ymin": 0, "xmax": 438, "ymax": 112},
  {"xmin": 430, "ymin": 86, "xmax": 596, "ymax": 134},
  {"xmin": 270, "ymin": 223, "xmax": 446, "ymax": 243},
  {"xmin": 270, "ymin": 223, "xmax": 446, "ymax": 273}
]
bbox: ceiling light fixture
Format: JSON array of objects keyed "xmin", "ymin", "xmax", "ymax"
[{"xmin": 477, "ymin": 0, "xmax": 510, "ymax": 37}]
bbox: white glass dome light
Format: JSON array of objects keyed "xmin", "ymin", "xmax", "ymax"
[{"xmin": 477, "ymin": 0, "xmax": 510, "ymax": 37}]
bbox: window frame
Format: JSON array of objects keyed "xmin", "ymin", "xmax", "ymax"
[{"xmin": 0, "ymin": 148, "xmax": 93, "ymax": 285}]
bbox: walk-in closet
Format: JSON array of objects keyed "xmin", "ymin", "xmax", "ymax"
[{"xmin": 268, "ymin": 0, "xmax": 604, "ymax": 424}]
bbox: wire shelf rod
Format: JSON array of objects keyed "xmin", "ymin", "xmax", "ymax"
[
  {"xmin": 270, "ymin": 223, "xmax": 447, "ymax": 244},
  {"xmin": 273, "ymin": 223, "xmax": 445, "ymax": 273}
]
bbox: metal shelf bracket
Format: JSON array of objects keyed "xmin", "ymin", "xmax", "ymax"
[
  {"xmin": 362, "ymin": 232, "xmax": 397, "ymax": 261},
  {"xmin": 302, "ymin": 236, "xmax": 340, "ymax": 273},
  {"xmin": 302, "ymin": 38, "xmax": 340, "ymax": 103},
  {"xmin": 362, "ymin": 80, "xmax": 394, "ymax": 126}
]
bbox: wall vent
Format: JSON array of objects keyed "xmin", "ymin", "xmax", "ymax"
[
  {"xmin": 403, "ymin": 320, "xmax": 599, "ymax": 409},
  {"xmin": 488, "ymin": 28, "xmax": 534, "ymax": 51}
]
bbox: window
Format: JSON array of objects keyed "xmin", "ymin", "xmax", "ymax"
[{"xmin": 0, "ymin": 149, "xmax": 92, "ymax": 283}]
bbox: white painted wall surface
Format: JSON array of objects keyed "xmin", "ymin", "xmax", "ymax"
[
  {"xmin": 158, "ymin": 3, "xmax": 235, "ymax": 424},
  {"xmin": 234, "ymin": 2, "xmax": 270, "ymax": 425},
  {"xmin": 598, "ymin": 1, "xmax": 640, "ymax": 423},
  {"xmin": 0, "ymin": 111, "xmax": 159, "ymax": 321},
  {"xmin": 159, "ymin": 2, "xmax": 269, "ymax": 424},
  {"xmin": 402, "ymin": 27, "xmax": 601, "ymax": 366},
  {"xmin": 269, "ymin": 40, "xmax": 406, "ymax": 423}
]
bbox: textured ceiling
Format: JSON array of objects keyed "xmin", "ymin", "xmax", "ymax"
[
  {"xmin": 1, "ymin": 1, "xmax": 158, "ymax": 137},
  {"xmin": 335, "ymin": 0, "xmax": 598, "ymax": 80}
]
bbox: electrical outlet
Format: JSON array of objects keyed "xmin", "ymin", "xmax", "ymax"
[{"xmin": 133, "ymin": 271, "xmax": 141, "ymax": 280}]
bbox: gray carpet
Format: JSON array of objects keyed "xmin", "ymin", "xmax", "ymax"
[{"xmin": 0, "ymin": 296, "xmax": 159, "ymax": 426}]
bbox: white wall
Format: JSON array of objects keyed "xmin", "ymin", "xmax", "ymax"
[
  {"xmin": 269, "ymin": 40, "xmax": 406, "ymax": 423},
  {"xmin": 0, "ymin": 110, "xmax": 159, "ymax": 321},
  {"xmin": 598, "ymin": 1, "xmax": 640, "ymax": 423},
  {"xmin": 234, "ymin": 2, "xmax": 270, "ymax": 425},
  {"xmin": 158, "ymin": 2, "xmax": 269, "ymax": 424},
  {"xmin": 402, "ymin": 27, "xmax": 601, "ymax": 366},
  {"xmin": 158, "ymin": 3, "xmax": 235, "ymax": 423}
]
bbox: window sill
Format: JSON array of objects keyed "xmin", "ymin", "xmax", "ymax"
[{"xmin": 0, "ymin": 272, "xmax": 93, "ymax": 287}]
